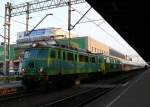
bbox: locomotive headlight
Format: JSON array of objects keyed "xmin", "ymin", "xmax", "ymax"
[
  {"xmin": 21, "ymin": 68, "xmax": 25, "ymax": 75},
  {"xmin": 22, "ymin": 68, "xmax": 25, "ymax": 72},
  {"xmin": 32, "ymin": 43, "xmax": 37, "ymax": 47},
  {"xmin": 39, "ymin": 67, "xmax": 43, "ymax": 72}
]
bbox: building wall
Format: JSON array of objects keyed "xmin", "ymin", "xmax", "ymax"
[
  {"xmin": 109, "ymin": 48, "xmax": 125, "ymax": 59},
  {"xmin": 57, "ymin": 37, "xmax": 87, "ymax": 48},
  {"xmin": 57, "ymin": 36, "xmax": 109, "ymax": 56},
  {"xmin": 53, "ymin": 28, "xmax": 75, "ymax": 39},
  {"xmin": 87, "ymin": 36, "xmax": 109, "ymax": 56},
  {"xmin": 0, "ymin": 44, "xmax": 16, "ymax": 61}
]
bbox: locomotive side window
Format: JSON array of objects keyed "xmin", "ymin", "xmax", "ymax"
[
  {"xmin": 85, "ymin": 56, "xmax": 89, "ymax": 62},
  {"xmin": 63, "ymin": 51, "xmax": 66, "ymax": 60},
  {"xmin": 106, "ymin": 57, "xmax": 110, "ymax": 63},
  {"xmin": 75, "ymin": 54, "xmax": 78, "ymax": 61},
  {"xmin": 113, "ymin": 59, "xmax": 116, "ymax": 63},
  {"xmin": 50, "ymin": 49, "xmax": 56, "ymax": 58},
  {"xmin": 79, "ymin": 54, "xmax": 85, "ymax": 62},
  {"xmin": 58, "ymin": 50, "xmax": 61, "ymax": 59},
  {"xmin": 92, "ymin": 57, "xmax": 95, "ymax": 63},
  {"xmin": 99, "ymin": 56, "xmax": 103, "ymax": 63},
  {"xmin": 67, "ymin": 52, "xmax": 74, "ymax": 61}
]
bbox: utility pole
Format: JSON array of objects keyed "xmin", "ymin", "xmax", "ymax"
[
  {"xmin": 3, "ymin": 2, "xmax": 12, "ymax": 82},
  {"xmin": 67, "ymin": 1, "xmax": 91, "ymax": 47},
  {"xmin": 3, "ymin": 4, "xmax": 7, "ymax": 76},
  {"xmin": 26, "ymin": 2, "xmax": 30, "ymax": 32},
  {"xmin": 68, "ymin": 0, "xmax": 72, "ymax": 46}
]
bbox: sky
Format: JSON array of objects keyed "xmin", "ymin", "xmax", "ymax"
[{"xmin": 0, "ymin": 0, "xmax": 147, "ymax": 65}]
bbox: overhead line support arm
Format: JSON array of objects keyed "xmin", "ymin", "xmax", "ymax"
[{"xmin": 11, "ymin": 0, "xmax": 85, "ymax": 17}]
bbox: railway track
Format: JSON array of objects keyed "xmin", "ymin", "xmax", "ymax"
[
  {"xmin": 42, "ymin": 87, "xmax": 113, "ymax": 107},
  {"xmin": 0, "ymin": 90, "xmax": 36, "ymax": 102}
]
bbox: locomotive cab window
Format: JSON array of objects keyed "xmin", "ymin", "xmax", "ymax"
[
  {"xmin": 24, "ymin": 50, "xmax": 30, "ymax": 59},
  {"xmin": 30, "ymin": 49, "xmax": 38, "ymax": 58},
  {"xmin": 38, "ymin": 49, "xmax": 48, "ymax": 58},
  {"xmin": 63, "ymin": 51, "xmax": 66, "ymax": 60},
  {"xmin": 58, "ymin": 50, "xmax": 61, "ymax": 59}
]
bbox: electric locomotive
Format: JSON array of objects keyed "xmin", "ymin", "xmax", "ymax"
[{"xmin": 21, "ymin": 42, "xmax": 122, "ymax": 88}]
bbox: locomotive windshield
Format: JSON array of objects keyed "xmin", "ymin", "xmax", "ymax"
[
  {"xmin": 24, "ymin": 50, "xmax": 30, "ymax": 58},
  {"xmin": 24, "ymin": 49, "xmax": 48, "ymax": 59}
]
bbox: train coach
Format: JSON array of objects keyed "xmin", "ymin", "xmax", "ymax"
[{"xmin": 20, "ymin": 43, "xmax": 140, "ymax": 89}]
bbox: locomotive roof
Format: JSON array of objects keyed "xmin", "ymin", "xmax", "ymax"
[{"xmin": 25, "ymin": 42, "xmax": 103, "ymax": 57}]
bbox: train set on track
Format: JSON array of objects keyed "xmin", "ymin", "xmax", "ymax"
[{"xmin": 21, "ymin": 42, "xmax": 145, "ymax": 89}]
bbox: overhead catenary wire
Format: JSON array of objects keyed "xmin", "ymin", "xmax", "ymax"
[
  {"xmin": 73, "ymin": 7, "xmax": 147, "ymax": 64},
  {"xmin": 72, "ymin": 7, "xmax": 133, "ymax": 55}
]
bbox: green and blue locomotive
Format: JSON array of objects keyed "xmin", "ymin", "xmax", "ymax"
[{"xmin": 21, "ymin": 43, "xmax": 123, "ymax": 88}]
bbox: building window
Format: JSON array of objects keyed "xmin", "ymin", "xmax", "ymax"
[{"xmin": 92, "ymin": 47, "xmax": 94, "ymax": 52}]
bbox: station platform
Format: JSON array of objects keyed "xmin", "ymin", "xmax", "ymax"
[
  {"xmin": 0, "ymin": 81, "xmax": 22, "ymax": 89},
  {"xmin": 0, "ymin": 80, "xmax": 22, "ymax": 96},
  {"xmin": 85, "ymin": 68, "xmax": 150, "ymax": 107}
]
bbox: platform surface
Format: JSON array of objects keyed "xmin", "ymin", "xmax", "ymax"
[
  {"xmin": 0, "ymin": 81, "xmax": 22, "ymax": 89},
  {"xmin": 85, "ymin": 69, "xmax": 150, "ymax": 107}
]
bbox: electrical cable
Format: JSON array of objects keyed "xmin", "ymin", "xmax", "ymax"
[{"xmin": 0, "ymin": 15, "xmax": 34, "ymax": 27}]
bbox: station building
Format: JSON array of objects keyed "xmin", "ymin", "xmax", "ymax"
[{"xmin": 109, "ymin": 48, "xmax": 126, "ymax": 59}]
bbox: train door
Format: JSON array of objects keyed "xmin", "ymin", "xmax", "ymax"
[
  {"xmin": 61, "ymin": 51, "xmax": 75, "ymax": 75},
  {"xmin": 105, "ymin": 57, "xmax": 110, "ymax": 72},
  {"xmin": 49, "ymin": 49, "xmax": 59, "ymax": 75},
  {"xmin": 98, "ymin": 55, "xmax": 106, "ymax": 74},
  {"xmin": 57, "ymin": 49, "xmax": 62, "ymax": 75}
]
